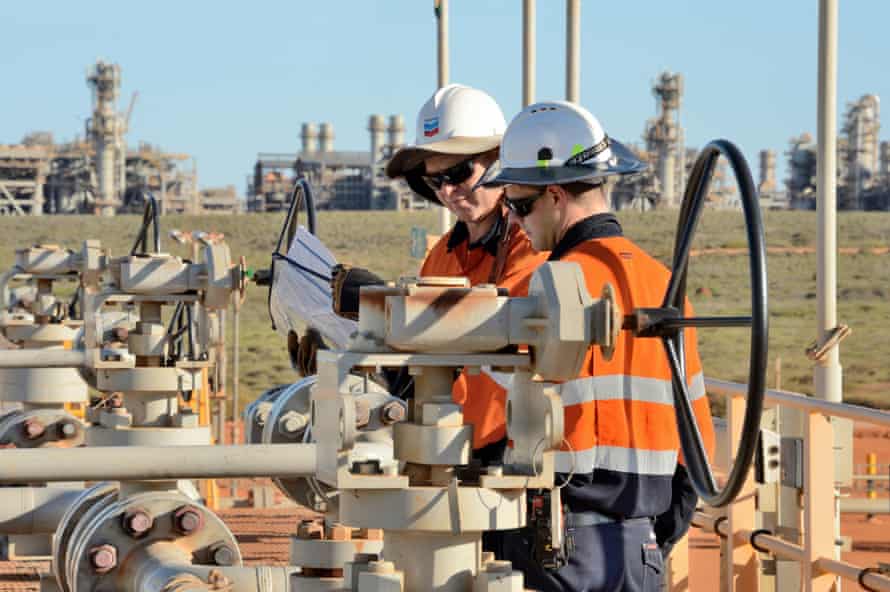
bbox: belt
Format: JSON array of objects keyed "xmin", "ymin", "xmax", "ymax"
[{"xmin": 564, "ymin": 511, "xmax": 653, "ymax": 528}]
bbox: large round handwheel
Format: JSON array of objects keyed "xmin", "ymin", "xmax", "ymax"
[{"xmin": 630, "ymin": 139, "xmax": 768, "ymax": 508}]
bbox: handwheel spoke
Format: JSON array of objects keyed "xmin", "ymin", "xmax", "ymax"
[
  {"xmin": 662, "ymin": 338, "xmax": 718, "ymax": 499},
  {"xmin": 658, "ymin": 316, "xmax": 752, "ymax": 330}
]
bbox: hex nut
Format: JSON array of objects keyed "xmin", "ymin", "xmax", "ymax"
[
  {"xmin": 211, "ymin": 543, "xmax": 237, "ymax": 566},
  {"xmin": 58, "ymin": 422, "xmax": 79, "ymax": 439},
  {"xmin": 380, "ymin": 402, "xmax": 406, "ymax": 425},
  {"xmin": 326, "ymin": 524, "xmax": 352, "ymax": 541},
  {"xmin": 297, "ymin": 519, "xmax": 324, "ymax": 540},
  {"xmin": 122, "ymin": 509, "xmax": 153, "ymax": 537},
  {"xmin": 89, "ymin": 544, "xmax": 117, "ymax": 573},
  {"xmin": 172, "ymin": 505, "xmax": 204, "ymax": 535},
  {"xmin": 22, "ymin": 419, "xmax": 45, "ymax": 440}
]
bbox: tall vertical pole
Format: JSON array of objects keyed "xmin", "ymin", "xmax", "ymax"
[
  {"xmin": 815, "ymin": 1, "xmax": 841, "ymax": 588},
  {"xmin": 566, "ymin": 0, "xmax": 581, "ymax": 103},
  {"xmin": 436, "ymin": 0, "xmax": 452, "ymax": 235},
  {"xmin": 816, "ymin": 0, "xmax": 841, "ymax": 403},
  {"xmin": 523, "ymin": 0, "xmax": 536, "ymax": 107},
  {"xmin": 230, "ymin": 293, "xmax": 241, "ymax": 498}
]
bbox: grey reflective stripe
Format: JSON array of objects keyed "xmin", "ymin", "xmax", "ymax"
[
  {"xmin": 555, "ymin": 445, "xmax": 678, "ymax": 476},
  {"xmin": 688, "ymin": 371, "xmax": 706, "ymax": 401},
  {"xmin": 556, "ymin": 372, "xmax": 706, "ymax": 406}
]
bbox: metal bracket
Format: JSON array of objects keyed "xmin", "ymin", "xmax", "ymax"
[
  {"xmin": 780, "ymin": 437, "xmax": 804, "ymax": 489},
  {"xmin": 806, "ymin": 324, "xmax": 851, "ymax": 362}
]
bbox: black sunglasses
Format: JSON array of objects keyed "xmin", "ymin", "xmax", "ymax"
[
  {"xmin": 422, "ymin": 158, "xmax": 476, "ymax": 190},
  {"xmin": 504, "ymin": 189, "xmax": 546, "ymax": 218}
]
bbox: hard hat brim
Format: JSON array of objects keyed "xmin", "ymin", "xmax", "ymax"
[
  {"xmin": 479, "ymin": 138, "xmax": 647, "ymax": 187},
  {"xmin": 385, "ymin": 135, "xmax": 502, "ymax": 179}
]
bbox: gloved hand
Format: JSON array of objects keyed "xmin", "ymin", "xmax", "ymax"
[
  {"xmin": 287, "ymin": 327, "xmax": 327, "ymax": 376},
  {"xmin": 330, "ymin": 264, "xmax": 385, "ymax": 320}
]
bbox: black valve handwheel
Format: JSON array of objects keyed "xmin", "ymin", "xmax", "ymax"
[{"xmin": 629, "ymin": 139, "xmax": 768, "ymax": 508}]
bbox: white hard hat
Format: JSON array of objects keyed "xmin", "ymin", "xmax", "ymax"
[
  {"xmin": 386, "ymin": 84, "xmax": 506, "ymax": 182},
  {"xmin": 481, "ymin": 100, "xmax": 645, "ymax": 187}
]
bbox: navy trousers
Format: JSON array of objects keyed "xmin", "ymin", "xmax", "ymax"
[{"xmin": 500, "ymin": 519, "xmax": 664, "ymax": 592}]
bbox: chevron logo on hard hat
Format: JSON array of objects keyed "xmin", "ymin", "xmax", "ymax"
[{"xmin": 423, "ymin": 117, "xmax": 440, "ymax": 137}]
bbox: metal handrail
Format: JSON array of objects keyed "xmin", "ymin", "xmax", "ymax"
[
  {"xmin": 706, "ymin": 378, "xmax": 890, "ymax": 429},
  {"xmin": 693, "ymin": 510, "xmax": 890, "ymax": 591}
]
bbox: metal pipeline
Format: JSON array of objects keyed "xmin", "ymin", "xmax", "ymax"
[
  {"xmin": 0, "ymin": 443, "xmax": 316, "ymax": 483},
  {"xmin": 131, "ymin": 541, "xmax": 295, "ymax": 592},
  {"xmin": 0, "ymin": 349, "xmax": 86, "ymax": 368},
  {"xmin": 0, "ymin": 486, "xmax": 82, "ymax": 534}
]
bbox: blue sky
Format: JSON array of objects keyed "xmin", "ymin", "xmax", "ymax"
[{"xmin": 4, "ymin": 1, "xmax": 889, "ymax": 193}]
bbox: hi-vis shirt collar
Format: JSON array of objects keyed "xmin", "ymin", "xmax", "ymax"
[
  {"xmin": 548, "ymin": 213, "xmax": 623, "ymax": 261},
  {"xmin": 446, "ymin": 210, "xmax": 506, "ymax": 257}
]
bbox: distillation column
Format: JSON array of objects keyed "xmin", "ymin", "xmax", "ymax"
[{"xmin": 86, "ymin": 61, "xmax": 124, "ymax": 216}]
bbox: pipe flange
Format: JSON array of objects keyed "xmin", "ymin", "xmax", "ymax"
[
  {"xmin": 53, "ymin": 482, "xmax": 119, "ymax": 592},
  {"xmin": 261, "ymin": 374, "xmax": 397, "ymax": 514},
  {"xmin": 67, "ymin": 490, "xmax": 240, "ymax": 591}
]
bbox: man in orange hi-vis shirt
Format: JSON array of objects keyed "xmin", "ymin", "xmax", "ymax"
[{"xmin": 482, "ymin": 100, "xmax": 715, "ymax": 592}]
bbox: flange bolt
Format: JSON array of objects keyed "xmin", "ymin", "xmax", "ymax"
[
  {"xmin": 122, "ymin": 509, "xmax": 153, "ymax": 537},
  {"xmin": 211, "ymin": 543, "xmax": 237, "ymax": 566},
  {"xmin": 58, "ymin": 422, "xmax": 79, "ymax": 440},
  {"xmin": 380, "ymin": 402, "xmax": 406, "ymax": 425},
  {"xmin": 173, "ymin": 505, "xmax": 204, "ymax": 535},
  {"xmin": 89, "ymin": 544, "xmax": 117, "ymax": 573},
  {"xmin": 22, "ymin": 419, "xmax": 45, "ymax": 440}
]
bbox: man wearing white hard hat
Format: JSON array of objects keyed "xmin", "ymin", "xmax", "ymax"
[
  {"xmin": 482, "ymin": 101, "xmax": 715, "ymax": 592},
  {"xmin": 333, "ymin": 84, "xmax": 545, "ymax": 468}
]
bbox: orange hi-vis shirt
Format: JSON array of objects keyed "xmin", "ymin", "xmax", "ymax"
[
  {"xmin": 548, "ymin": 214, "xmax": 716, "ymax": 518},
  {"xmin": 420, "ymin": 213, "xmax": 548, "ymax": 450}
]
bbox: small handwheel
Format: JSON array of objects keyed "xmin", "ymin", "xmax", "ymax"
[{"xmin": 630, "ymin": 139, "xmax": 768, "ymax": 508}]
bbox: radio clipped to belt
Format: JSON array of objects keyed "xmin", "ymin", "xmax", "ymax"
[{"xmin": 527, "ymin": 487, "xmax": 574, "ymax": 571}]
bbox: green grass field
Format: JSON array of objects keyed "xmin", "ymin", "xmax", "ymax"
[{"xmin": 2, "ymin": 209, "xmax": 888, "ymax": 413}]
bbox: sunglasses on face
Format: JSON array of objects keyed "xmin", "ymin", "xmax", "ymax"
[
  {"xmin": 504, "ymin": 189, "xmax": 546, "ymax": 218},
  {"xmin": 422, "ymin": 158, "xmax": 476, "ymax": 190}
]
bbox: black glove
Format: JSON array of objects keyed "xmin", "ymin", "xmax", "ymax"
[
  {"xmin": 287, "ymin": 327, "xmax": 327, "ymax": 376},
  {"xmin": 330, "ymin": 264, "xmax": 385, "ymax": 320}
]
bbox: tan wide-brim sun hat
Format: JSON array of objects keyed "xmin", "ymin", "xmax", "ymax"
[{"xmin": 385, "ymin": 84, "xmax": 506, "ymax": 204}]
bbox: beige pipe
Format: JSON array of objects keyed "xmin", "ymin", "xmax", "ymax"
[
  {"xmin": 0, "ymin": 349, "xmax": 86, "ymax": 368},
  {"xmin": 0, "ymin": 486, "xmax": 82, "ymax": 534},
  {"xmin": 0, "ymin": 443, "xmax": 316, "ymax": 483}
]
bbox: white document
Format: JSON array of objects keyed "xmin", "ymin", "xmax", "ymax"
[{"xmin": 269, "ymin": 226, "xmax": 358, "ymax": 349}]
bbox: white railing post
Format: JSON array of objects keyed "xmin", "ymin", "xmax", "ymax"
[
  {"xmin": 776, "ymin": 406, "xmax": 804, "ymax": 590},
  {"xmin": 803, "ymin": 410, "xmax": 836, "ymax": 591},
  {"xmin": 722, "ymin": 391, "xmax": 760, "ymax": 591}
]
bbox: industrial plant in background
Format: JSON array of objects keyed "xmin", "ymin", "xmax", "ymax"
[
  {"xmin": 247, "ymin": 116, "xmax": 418, "ymax": 212},
  {"xmin": 786, "ymin": 94, "xmax": 890, "ymax": 210},
  {"xmin": 0, "ymin": 60, "xmax": 239, "ymax": 216},
  {"xmin": 6, "ymin": 60, "xmax": 890, "ymax": 216}
]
